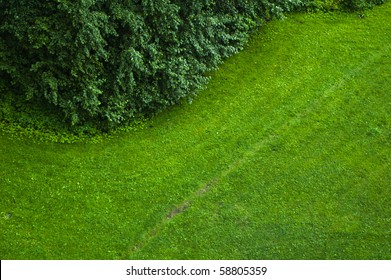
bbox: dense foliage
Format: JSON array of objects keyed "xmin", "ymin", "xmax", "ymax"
[{"xmin": 0, "ymin": 0, "xmax": 387, "ymax": 132}]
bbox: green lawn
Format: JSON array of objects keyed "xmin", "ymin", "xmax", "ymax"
[{"xmin": 1, "ymin": 3, "xmax": 390, "ymax": 259}]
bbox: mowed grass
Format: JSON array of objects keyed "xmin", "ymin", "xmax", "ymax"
[{"xmin": 1, "ymin": 3, "xmax": 390, "ymax": 259}]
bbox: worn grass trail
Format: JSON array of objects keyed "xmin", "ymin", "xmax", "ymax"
[
  {"xmin": 130, "ymin": 42, "xmax": 391, "ymax": 258},
  {"xmin": 1, "ymin": 3, "xmax": 390, "ymax": 259}
]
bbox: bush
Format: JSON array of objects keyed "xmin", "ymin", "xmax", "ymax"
[
  {"xmin": 0, "ymin": 0, "xmax": 387, "ymax": 132},
  {"xmin": 0, "ymin": 0, "xmax": 288, "ymax": 131},
  {"xmin": 301, "ymin": 0, "xmax": 387, "ymax": 11}
]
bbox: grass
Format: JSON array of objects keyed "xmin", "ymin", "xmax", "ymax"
[{"xmin": 1, "ymin": 3, "xmax": 390, "ymax": 259}]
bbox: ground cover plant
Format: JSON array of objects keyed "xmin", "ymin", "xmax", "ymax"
[{"xmin": 1, "ymin": 2, "xmax": 390, "ymax": 259}]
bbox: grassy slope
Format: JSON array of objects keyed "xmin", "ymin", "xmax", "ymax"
[{"xmin": 1, "ymin": 3, "xmax": 390, "ymax": 259}]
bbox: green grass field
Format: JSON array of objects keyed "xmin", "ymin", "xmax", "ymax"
[{"xmin": 1, "ymin": 3, "xmax": 390, "ymax": 259}]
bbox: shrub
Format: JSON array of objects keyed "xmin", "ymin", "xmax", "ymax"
[
  {"xmin": 0, "ymin": 0, "xmax": 387, "ymax": 133},
  {"xmin": 0, "ymin": 0, "xmax": 284, "ymax": 131}
]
